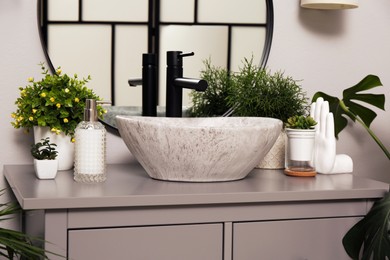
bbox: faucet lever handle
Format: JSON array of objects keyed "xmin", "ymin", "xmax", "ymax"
[
  {"xmin": 178, "ymin": 52, "xmax": 195, "ymax": 58},
  {"xmin": 128, "ymin": 78, "xmax": 143, "ymax": 87},
  {"xmin": 97, "ymin": 100, "xmax": 111, "ymax": 105}
]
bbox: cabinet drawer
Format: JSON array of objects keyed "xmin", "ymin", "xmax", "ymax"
[
  {"xmin": 69, "ymin": 223, "xmax": 223, "ymax": 260},
  {"xmin": 233, "ymin": 217, "xmax": 361, "ymax": 260}
]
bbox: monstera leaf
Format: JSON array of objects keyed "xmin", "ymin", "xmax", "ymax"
[
  {"xmin": 342, "ymin": 192, "xmax": 390, "ymax": 260},
  {"xmin": 312, "ymin": 75, "xmax": 389, "ymax": 159}
]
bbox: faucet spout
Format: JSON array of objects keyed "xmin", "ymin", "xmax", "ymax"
[
  {"xmin": 166, "ymin": 51, "xmax": 208, "ymax": 117},
  {"xmin": 173, "ymin": 78, "xmax": 207, "ymax": 91}
]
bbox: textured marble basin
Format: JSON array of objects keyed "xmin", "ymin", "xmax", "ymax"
[
  {"xmin": 102, "ymin": 106, "xmax": 190, "ymax": 128},
  {"xmin": 116, "ymin": 116, "xmax": 283, "ymax": 182}
]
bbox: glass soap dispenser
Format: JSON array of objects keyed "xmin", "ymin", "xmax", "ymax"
[{"xmin": 74, "ymin": 99, "xmax": 106, "ymax": 183}]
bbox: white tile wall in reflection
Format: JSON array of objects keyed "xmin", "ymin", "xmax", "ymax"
[
  {"xmin": 160, "ymin": 0, "xmax": 195, "ymax": 23},
  {"xmin": 48, "ymin": 0, "xmax": 79, "ymax": 21},
  {"xmin": 230, "ymin": 27, "xmax": 266, "ymax": 71},
  {"xmin": 48, "ymin": 25, "xmax": 112, "ymax": 101},
  {"xmin": 159, "ymin": 25, "xmax": 228, "ymax": 106},
  {"xmin": 45, "ymin": 0, "xmax": 269, "ymax": 107},
  {"xmin": 83, "ymin": 0, "xmax": 148, "ymax": 22},
  {"xmin": 198, "ymin": 0, "xmax": 266, "ymax": 24},
  {"xmin": 115, "ymin": 25, "xmax": 148, "ymax": 106}
]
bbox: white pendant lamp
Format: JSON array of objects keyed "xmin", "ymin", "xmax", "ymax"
[{"xmin": 301, "ymin": 0, "xmax": 358, "ymax": 9}]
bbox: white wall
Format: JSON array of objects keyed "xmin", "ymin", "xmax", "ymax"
[
  {"xmin": 0, "ymin": 0, "xmax": 389, "ymax": 232},
  {"xmin": 267, "ymin": 0, "xmax": 390, "ymax": 182},
  {"xmin": 0, "ymin": 0, "xmax": 132, "ymax": 231}
]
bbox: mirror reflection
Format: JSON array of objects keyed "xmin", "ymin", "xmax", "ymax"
[{"xmin": 39, "ymin": 0, "xmax": 273, "ymax": 127}]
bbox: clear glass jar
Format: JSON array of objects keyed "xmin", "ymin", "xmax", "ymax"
[{"xmin": 74, "ymin": 119, "xmax": 106, "ymax": 183}]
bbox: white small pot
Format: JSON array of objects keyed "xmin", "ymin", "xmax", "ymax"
[
  {"xmin": 285, "ymin": 128, "xmax": 316, "ymax": 176},
  {"xmin": 285, "ymin": 129, "xmax": 316, "ymax": 161},
  {"xmin": 34, "ymin": 159, "xmax": 58, "ymax": 179}
]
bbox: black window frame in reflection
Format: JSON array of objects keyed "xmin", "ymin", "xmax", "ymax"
[{"xmin": 38, "ymin": 0, "xmax": 273, "ymax": 106}]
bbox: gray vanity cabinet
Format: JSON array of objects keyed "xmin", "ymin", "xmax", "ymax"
[
  {"xmin": 68, "ymin": 223, "xmax": 223, "ymax": 260},
  {"xmin": 233, "ymin": 217, "xmax": 361, "ymax": 260},
  {"xmin": 4, "ymin": 163, "xmax": 389, "ymax": 260}
]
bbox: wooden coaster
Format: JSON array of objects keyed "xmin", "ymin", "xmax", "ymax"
[{"xmin": 284, "ymin": 168, "xmax": 316, "ymax": 177}]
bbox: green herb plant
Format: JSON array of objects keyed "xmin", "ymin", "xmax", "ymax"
[
  {"xmin": 285, "ymin": 115, "xmax": 317, "ymax": 129},
  {"xmin": 30, "ymin": 137, "xmax": 58, "ymax": 160},
  {"xmin": 11, "ymin": 63, "xmax": 106, "ymax": 141},
  {"xmin": 190, "ymin": 57, "xmax": 308, "ymax": 121},
  {"xmin": 189, "ymin": 59, "xmax": 235, "ymax": 117},
  {"xmin": 228, "ymin": 57, "xmax": 308, "ymax": 122}
]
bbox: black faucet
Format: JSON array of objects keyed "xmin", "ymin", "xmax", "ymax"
[
  {"xmin": 128, "ymin": 53, "xmax": 157, "ymax": 117},
  {"xmin": 166, "ymin": 51, "xmax": 208, "ymax": 117}
]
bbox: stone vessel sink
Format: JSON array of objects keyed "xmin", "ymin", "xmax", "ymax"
[
  {"xmin": 102, "ymin": 106, "xmax": 190, "ymax": 128},
  {"xmin": 116, "ymin": 116, "xmax": 282, "ymax": 182}
]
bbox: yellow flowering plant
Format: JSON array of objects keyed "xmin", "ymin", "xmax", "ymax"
[{"xmin": 11, "ymin": 63, "xmax": 106, "ymax": 140}]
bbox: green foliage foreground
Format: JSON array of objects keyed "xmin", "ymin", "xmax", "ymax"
[
  {"xmin": 0, "ymin": 189, "xmax": 62, "ymax": 259},
  {"xmin": 343, "ymin": 192, "xmax": 390, "ymax": 260}
]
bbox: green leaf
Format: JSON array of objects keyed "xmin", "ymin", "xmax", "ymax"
[
  {"xmin": 313, "ymin": 75, "xmax": 384, "ymax": 131},
  {"xmin": 347, "ymin": 93, "xmax": 385, "ymax": 110},
  {"xmin": 341, "ymin": 75, "xmax": 384, "ymax": 128},
  {"xmin": 343, "ymin": 74, "xmax": 382, "ymax": 97},
  {"xmin": 343, "ymin": 100, "xmax": 377, "ymax": 127},
  {"xmin": 312, "ymin": 75, "xmax": 389, "ymax": 160},
  {"xmin": 343, "ymin": 193, "xmax": 390, "ymax": 260}
]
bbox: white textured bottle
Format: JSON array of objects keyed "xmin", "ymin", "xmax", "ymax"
[{"xmin": 74, "ymin": 99, "xmax": 106, "ymax": 183}]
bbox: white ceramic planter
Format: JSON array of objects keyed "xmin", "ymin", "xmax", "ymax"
[
  {"xmin": 34, "ymin": 159, "xmax": 58, "ymax": 179},
  {"xmin": 257, "ymin": 131, "xmax": 286, "ymax": 169},
  {"xmin": 33, "ymin": 126, "xmax": 75, "ymax": 170},
  {"xmin": 285, "ymin": 128, "xmax": 316, "ymax": 176}
]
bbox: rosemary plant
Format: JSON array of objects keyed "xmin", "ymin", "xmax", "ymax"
[
  {"xmin": 228, "ymin": 57, "xmax": 308, "ymax": 122},
  {"xmin": 189, "ymin": 59, "xmax": 235, "ymax": 117},
  {"xmin": 189, "ymin": 57, "xmax": 308, "ymax": 121}
]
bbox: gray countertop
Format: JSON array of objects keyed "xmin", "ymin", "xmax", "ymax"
[{"xmin": 4, "ymin": 162, "xmax": 389, "ymax": 210}]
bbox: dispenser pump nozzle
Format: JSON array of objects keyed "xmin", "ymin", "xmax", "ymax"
[{"xmin": 84, "ymin": 99, "xmax": 98, "ymax": 122}]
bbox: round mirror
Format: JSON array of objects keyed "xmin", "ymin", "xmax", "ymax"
[{"xmin": 38, "ymin": 0, "xmax": 274, "ymax": 131}]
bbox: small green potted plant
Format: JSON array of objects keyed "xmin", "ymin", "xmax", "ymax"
[
  {"xmin": 284, "ymin": 115, "xmax": 317, "ymax": 177},
  {"xmin": 285, "ymin": 115, "xmax": 317, "ymax": 130},
  {"xmin": 11, "ymin": 63, "xmax": 106, "ymax": 170},
  {"xmin": 31, "ymin": 137, "xmax": 58, "ymax": 179}
]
